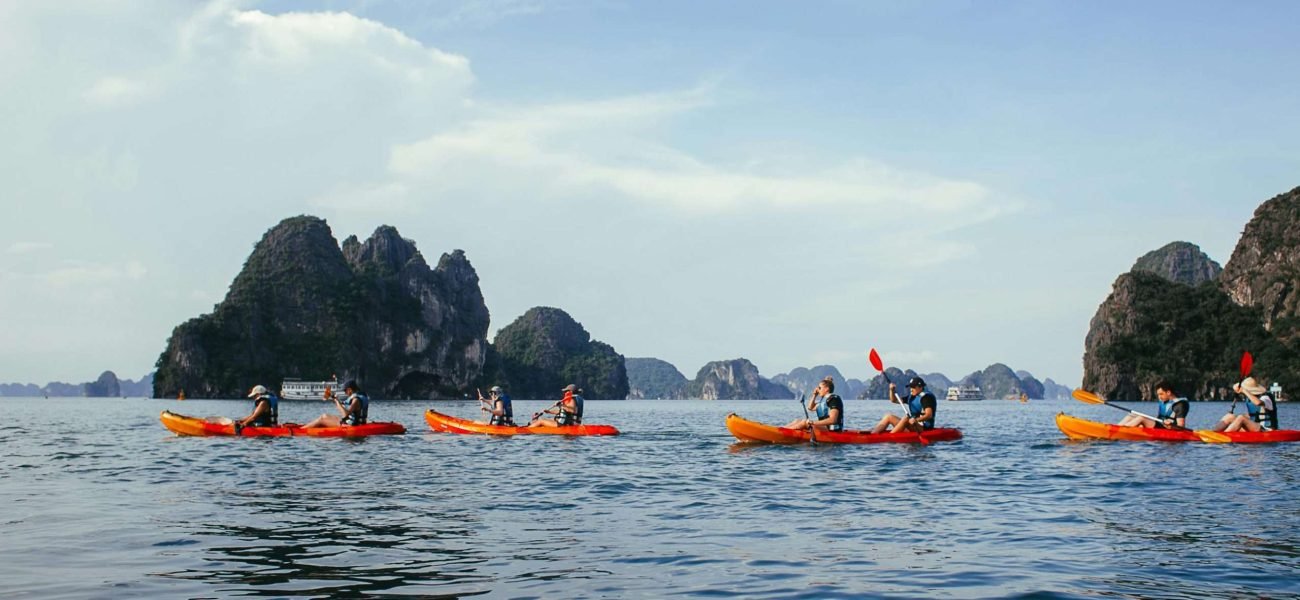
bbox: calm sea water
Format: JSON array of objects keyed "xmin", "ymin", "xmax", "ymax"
[{"xmin": 2, "ymin": 397, "xmax": 1299, "ymax": 599}]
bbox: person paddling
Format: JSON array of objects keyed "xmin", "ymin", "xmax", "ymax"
[
  {"xmin": 1117, "ymin": 381, "xmax": 1187, "ymax": 429},
  {"xmin": 237, "ymin": 384, "xmax": 279, "ymax": 429},
  {"xmin": 870, "ymin": 376, "xmax": 936, "ymax": 434},
  {"xmin": 783, "ymin": 377, "xmax": 843, "ymax": 432},
  {"xmin": 1213, "ymin": 377, "xmax": 1278, "ymax": 433},
  {"xmin": 301, "ymin": 380, "xmax": 368, "ymax": 428},
  {"xmin": 477, "ymin": 385, "xmax": 515, "ymax": 426},
  {"xmin": 530, "ymin": 384, "xmax": 584, "ymax": 428}
]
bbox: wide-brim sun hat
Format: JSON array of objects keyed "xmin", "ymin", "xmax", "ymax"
[{"xmin": 1241, "ymin": 377, "xmax": 1267, "ymax": 396}]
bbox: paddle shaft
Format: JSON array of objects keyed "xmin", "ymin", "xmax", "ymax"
[
  {"xmin": 532, "ymin": 399, "xmax": 565, "ymax": 422},
  {"xmin": 1097, "ymin": 401, "xmax": 1180, "ymax": 428},
  {"xmin": 797, "ymin": 393, "xmax": 817, "ymax": 444},
  {"xmin": 1230, "ymin": 351, "xmax": 1254, "ymax": 415}
]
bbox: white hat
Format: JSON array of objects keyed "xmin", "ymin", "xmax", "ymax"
[
  {"xmin": 1240, "ymin": 377, "xmax": 1267, "ymax": 396},
  {"xmin": 490, "ymin": 385, "xmax": 503, "ymax": 393},
  {"xmin": 247, "ymin": 385, "xmax": 268, "ymax": 398}
]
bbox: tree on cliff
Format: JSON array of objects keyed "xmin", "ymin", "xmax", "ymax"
[{"xmin": 490, "ymin": 307, "xmax": 629, "ymax": 399}]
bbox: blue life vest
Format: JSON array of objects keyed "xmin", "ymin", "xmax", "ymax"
[
  {"xmin": 251, "ymin": 394, "xmax": 279, "ymax": 426},
  {"xmin": 814, "ymin": 394, "xmax": 844, "ymax": 432},
  {"xmin": 341, "ymin": 393, "xmax": 369, "ymax": 425},
  {"xmin": 1248, "ymin": 394, "xmax": 1279, "ymax": 430},
  {"xmin": 556, "ymin": 394, "xmax": 584, "ymax": 426},
  {"xmin": 905, "ymin": 392, "xmax": 935, "ymax": 430},
  {"xmin": 489, "ymin": 393, "xmax": 515, "ymax": 426},
  {"xmin": 1156, "ymin": 397, "xmax": 1189, "ymax": 421}
]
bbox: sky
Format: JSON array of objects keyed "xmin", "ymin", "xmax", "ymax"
[{"xmin": 2, "ymin": 0, "xmax": 1298, "ymax": 386}]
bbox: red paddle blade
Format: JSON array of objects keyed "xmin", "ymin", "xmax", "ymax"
[
  {"xmin": 1241, "ymin": 351, "xmax": 1253, "ymax": 378},
  {"xmin": 869, "ymin": 348, "xmax": 884, "ymax": 372}
]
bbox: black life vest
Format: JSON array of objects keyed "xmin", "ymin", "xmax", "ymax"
[
  {"xmin": 251, "ymin": 394, "xmax": 279, "ymax": 426},
  {"xmin": 555, "ymin": 395, "xmax": 584, "ymax": 426},
  {"xmin": 489, "ymin": 394, "xmax": 515, "ymax": 426}
]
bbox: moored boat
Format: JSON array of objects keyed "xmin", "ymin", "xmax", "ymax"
[
  {"xmin": 280, "ymin": 377, "xmax": 341, "ymax": 400},
  {"xmin": 159, "ymin": 410, "xmax": 405, "ymax": 437},
  {"xmin": 424, "ymin": 409, "xmax": 620, "ymax": 436},
  {"xmin": 945, "ymin": 386, "xmax": 984, "ymax": 401},
  {"xmin": 725, "ymin": 413, "xmax": 962, "ymax": 445},
  {"xmin": 1055, "ymin": 413, "xmax": 1300, "ymax": 443}
]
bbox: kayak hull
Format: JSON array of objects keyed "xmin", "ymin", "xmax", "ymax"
[
  {"xmin": 1055, "ymin": 413, "xmax": 1300, "ymax": 443},
  {"xmin": 160, "ymin": 411, "xmax": 405, "ymax": 437},
  {"xmin": 424, "ymin": 409, "xmax": 619, "ymax": 436},
  {"xmin": 726, "ymin": 413, "xmax": 961, "ymax": 444}
]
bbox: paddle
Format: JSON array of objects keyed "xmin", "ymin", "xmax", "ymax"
[
  {"xmin": 869, "ymin": 348, "xmax": 928, "ymax": 445},
  {"xmin": 1070, "ymin": 389, "xmax": 1166, "ymax": 423},
  {"xmin": 1227, "ymin": 351, "xmax": 1253, "ymax": 417},
  {"xmin": 531, "ymin": 398, "xmax": 566, "ymax": 424},
  {"xmin": 796, "ymin": 393, "xmax": 817, "ymax": 444}
]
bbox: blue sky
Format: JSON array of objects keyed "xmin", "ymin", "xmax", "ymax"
[{"xmin": 2, "ymin": 0, "xmax": 1297, "ymax": 386}]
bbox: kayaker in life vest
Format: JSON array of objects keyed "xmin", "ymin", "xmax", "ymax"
[
  {"xmin": 783, "ymin": 377, "xmax": 844, "ymax": 432},
  {"xmin": 1214, "ymin": 377, "xmax": 1278, "ymax": 433},
  {"xmin": 870, "ymin": 376, "xmax": 936, "ymax": 434},
  {"xmin": 1117, "ymin": 381, "xmax": 1188, "ymax": 429},
  {"xmin": 301, "ymin": 380, "xmax": 369, "ymax": 428},
  {"xmin": 237, "ymin": 384, "xmax": 279, "ymax": 428},
  {"xmin": 477, "ymin": 385, "xmax": 515, "ymax": 426},
  {"xmin": 530, "ymin": 384, "xmax": 584, "ymax": 428}
]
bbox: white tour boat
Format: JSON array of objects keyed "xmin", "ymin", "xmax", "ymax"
[
  {"xmin": 280, "ymin": 377, "xmax": 341, "ymax": 400},
  {"xmin": 945, "ymin": 385, "xmax": 985, "ymax": 401}
]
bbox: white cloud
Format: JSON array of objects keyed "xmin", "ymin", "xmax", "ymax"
[
  {"xmin": 40, "ymin": 260, "xmax": 149, "ymax": 288},
  {"xmin": 84, "ymin": 76, "xmax": 155, "ymax": 108},
  {"xmin": 7, "ymin": 242, "xmax": 53, "ymax": 255}
]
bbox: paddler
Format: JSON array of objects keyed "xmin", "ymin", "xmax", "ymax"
[
  {"xmin": 783, "ymin": 377, "xmax": 843, "ymax": 432},
  {"xmin": 301, "ymin": 380, "xmax": 368, "ymax": 428},
  {"xmin": 1213, "ymin": 377, "xmax": 1278, "ymax": 433},
  {"xmin": 1117, "ymin": 381, "xmax": 1187, "ymax": 429},
  {"xmin": 530, "ymin": 384, "xmax": 583, "ymax": 428},
  {"xmin": 870, "ymin": 376, "xmax": 936, "ymax": 434},
  {"xmin": 477, "ymin": 385, "xmax": 515, "ymax": 426},
  {"xmin": 237, "ymin": 384, "xmax": 279, "ymax": 429}
]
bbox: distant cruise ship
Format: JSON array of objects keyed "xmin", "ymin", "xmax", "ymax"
[
  {"xmin": 945, "ymin": 386, "xmax": 984, "ymax": 401},
  {"xmin": 280, "ymin": 377, "xmax": 341, "ymax": 400}
]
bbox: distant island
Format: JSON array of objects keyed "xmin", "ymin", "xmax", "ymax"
[{"xmin": 0, "ymin": 371, "xmax": 153, "ymax": 397}]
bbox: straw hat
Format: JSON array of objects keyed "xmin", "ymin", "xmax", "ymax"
[{"xmin": 1240, "ymin": 377, "xmax": 1267, "ymax": 396}]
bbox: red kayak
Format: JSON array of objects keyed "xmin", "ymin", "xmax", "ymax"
[
  {"xmin": 1056, "ymin": 413, "xmax": 1300, "ymax": 444},
  {"xmin": 160, "ymin": 410, "xmax": 405, "ymax": 437},
  {"xmin": 424, "ymin": 409, "xmax": 619, "ymax": 436},
  {"xmin": 726, "ymin": 413, "xmax": 962, "ymax": 444}
]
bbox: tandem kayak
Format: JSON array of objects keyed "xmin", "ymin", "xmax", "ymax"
[
  {"xmin": 424, "ymin": 409, "xmax": 619, "ymax": 436},
  {"xmin": 1055, "ymin": 413, "xmax": 1300, "ymax": 443},
  {"xmin": 726, "ymin": 413, "xmax": 962, "ymax": 445},
  {"xmin": 160, "ymin": 411, "xmax": 406, "ymax": 437}
]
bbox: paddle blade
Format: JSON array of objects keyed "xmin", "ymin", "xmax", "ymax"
[
  {"xmin": 1196, "ymin": 430, "xmax": 1232, "ymax": 444},
  {"xmin": 869, "ymin": 348, "xmax": 884, "ymax": 372},
  {"xmin": 1240, "ymin": 351, "xmax": 1253, "ymax": 378},
  {"xmin": 1071, "ymin": 389, "xmax": 1105, "ymax": 405}
]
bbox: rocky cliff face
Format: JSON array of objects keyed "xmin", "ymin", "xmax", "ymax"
[
  {"xmin": 625, "ymin": 357, "xmax": 688, "ymax": 399},
  {"xmin": 83, "ymin": 371, "xmax": 121, "ymax": 397},
  {"xmin": 491, "ymin": 307, "xmax": 629, "ymax": 399},
  {"xmin": 772, "ymin": 365, "xmax": 866, "ymax": 400},
  {"xmin": 154, "ymin": 216, "xmax": 490, "ymax": 399},
  {"xmin": 1132, "ymin": 241, "xmax": 1222, "ymax": 286},
  {"xmin": 688, "ymin": 358, "xmax": 791, "ymax": 400},
  {"xmin": 1041, "ymin": 378, "xmax": 1072, "ymax": 400},
  {"xmin": 1082, "ymin": 271, "xmax": 1294, "ymax": 400},
  {"xmin": 1218, "ymin": 186, "xmax": 1300, "ymax": 342},
  {"xmin": 960, "ymin": 363, "xmax": 1026, "ymax": 400}
]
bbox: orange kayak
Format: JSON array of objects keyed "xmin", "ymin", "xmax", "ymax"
[
  {"xmin": 160, "ymin": 410, "xmax": 405, "ymax": 437},
  {"xmin": 726, "ymin": 413, "xmax": 962, "ymax": 444},
  {"xmin": 424, "ymin": 409, "xmax": 619, "ymax": 436},
  {"xmin": 1056, "ymin": 413, "xmax": 1300, "ymax": 443}
]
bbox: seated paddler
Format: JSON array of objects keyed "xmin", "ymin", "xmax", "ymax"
[
  {"xmin": 783, "ymin": 377, "xmax": 843, "ymax": 432},
  {"xmin": 530, "ymin": 384, "xmax": 584, "ymax": 428},
  {"xmin": 477, "ymin": 385, "xmax": 515, "ymax": 426},
  {"xmin": 237, "ymin": 384, "xmax": 279, "ymax": 429},
  {"xmin": 870, "ymin": 376, "xmax": 936, "ymax": 434},
  {"xmin": 1117, "ymin": 381, "xmax": 1187, "ymax": 429},
  {"xmin": 302, "ymin": 380, "xmax": 368, "ymax": 428}
]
